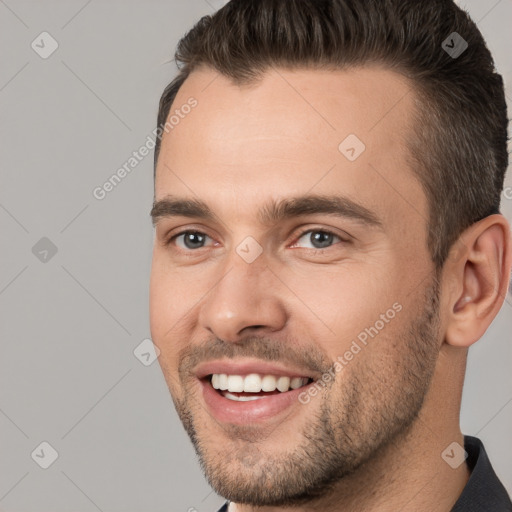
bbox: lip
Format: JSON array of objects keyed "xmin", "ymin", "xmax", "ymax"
[
  {"xmin": 194, "ymin": 358, "xmax": 318, "ymax": 380},
  {"xmin": 200, "ymin": 377, "xmax": 316, "ymax": 424},
  {"xmin": 194, "ymin": 359, "xmax": 320, "ymax": 425}
]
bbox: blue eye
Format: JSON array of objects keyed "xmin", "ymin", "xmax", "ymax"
[
  {"xmin": 173, "ymin": 231, "xmax": 213, "ymax": 250},
  {"xmin": 293, "ymin": 229, "xmax": 342, "ymax": 250},
  {"xmin": 166, "ymin": 228, "xmax": 345, "ymax": 252}
]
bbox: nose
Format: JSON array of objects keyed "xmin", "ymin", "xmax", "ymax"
[{"xmin": 198, "ymin": 252, "xmax": 288, "ymax": 343}]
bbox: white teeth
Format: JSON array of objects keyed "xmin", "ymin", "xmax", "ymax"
[
  {"xmin": 276, "ymin": 376, "xmax": 291, "ymax": 392},
  {"xmin": 210, "ymin": 373, "xmax": 310, "ymax": 393},
  {"xmin": 290, "ymin": 377, "xmax": 303, "ymax": 389},
  {"xmin": 261, "ymin": 375, "xmax": 277, "ymax": 392},
  {"xmin": 223, "ymin": 391, "xmax": 270, "ymax": 402},
  {"xmin": 226, "ymin": 375, "xmax": 244, "ymax": 392},
  {"xmin": 218, "ymin": 374, "xmax": 228, "ymax": 390},
  {"xmin": 243, "ymin": 373, "xmax": 262, "ymax": 392}
]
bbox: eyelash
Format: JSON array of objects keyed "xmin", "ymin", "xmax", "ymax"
[{"xmin": 164, "ymin": 228, "xmax": 347, "ymax": 252}]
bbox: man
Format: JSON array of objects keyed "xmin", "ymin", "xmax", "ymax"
[{"xmin": 149, "ymin": 0, "xmax": 512, "ymax": 510}]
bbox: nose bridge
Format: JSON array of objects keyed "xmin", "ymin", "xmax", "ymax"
[{"xmin": 198, "ymin": 245, "xmax": 287, "ymax": 341}]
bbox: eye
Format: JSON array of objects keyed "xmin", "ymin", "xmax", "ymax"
[
  {"xmin": 165, "ymin": 228, "xmax": 347, "ymax": 253},
  {"xmin": 291, "ymin": 229, "xmax": 344, "ymax": 250},
  {"xmin": 170, "ymin": 230, "xmax": 215, "ymax": 250}
]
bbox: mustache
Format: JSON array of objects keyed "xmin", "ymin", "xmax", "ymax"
[{"xmin": 178, "ymin": 335, "xmax": 333, "ymax": 379}]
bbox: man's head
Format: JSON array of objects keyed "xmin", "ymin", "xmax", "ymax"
[{"xmin": 149, "ymin": 0, "xmax": 511, "ymax": 508}]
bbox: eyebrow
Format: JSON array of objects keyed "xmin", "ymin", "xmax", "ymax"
[{"xmin": 150, "ymin": 194, "xmax": 383, "ymax": 229}]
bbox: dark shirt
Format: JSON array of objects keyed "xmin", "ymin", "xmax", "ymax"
[{"xmin": 216, "ymin": 436, "xmax": 512, "ymax": 511}]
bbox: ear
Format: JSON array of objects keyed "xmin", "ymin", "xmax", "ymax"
[{"xmin": 443, "ymin": 214, "xmax": 512, "ymax": 347}]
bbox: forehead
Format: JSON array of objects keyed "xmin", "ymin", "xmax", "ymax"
[{"xmin": 155, "ymin": 66, "xmax": 427, "ymax": 230}]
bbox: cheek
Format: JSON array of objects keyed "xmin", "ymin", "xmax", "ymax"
[
  {"xmin": 149, "ymin": 254, "xmax": 188, "ymax": 362},
  {"xmin": 289, "ymin": 263, "xmax": 400, "ymax": 351},
  {"xmin": 149, "ymin": 253, "xmax": 215, "ymax": 370},
  {"xmin": 150, "ymin": 268, "xmax": 189, "ymax": 398},
  {"xmin": 149, "ymin": 259, "xmax": 169, "ymax": 340}
]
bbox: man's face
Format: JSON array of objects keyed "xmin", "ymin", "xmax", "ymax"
[{"xmin": 150, "ymin": 67, "xmax": 442, "ymax": 506}]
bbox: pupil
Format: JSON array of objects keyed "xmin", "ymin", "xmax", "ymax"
[
  {"xmin": 311, "ymin": 231, "xmax": 333, "ymax": 248},
  {"xmin": 185, "ymin": 232, "xmax": 205, "ymax": 249}
]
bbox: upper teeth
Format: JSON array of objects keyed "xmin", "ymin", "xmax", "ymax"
[{"xmin": 211, "ymin": 373, "xmax": 309, "ymax": 393}]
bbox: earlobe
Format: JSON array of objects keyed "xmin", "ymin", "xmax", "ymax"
[{"xmin": 444, "ymin": 214, "xmax": 512, "ymax": 348}]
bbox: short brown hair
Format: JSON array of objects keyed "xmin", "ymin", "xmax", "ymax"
[{"xmin": 154, "ymin": 0, "xmax": 508, "ymax": 268}]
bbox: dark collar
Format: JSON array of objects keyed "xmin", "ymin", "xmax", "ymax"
[
  {"xmin": 450, "ymin": 435, "xmax": 512, "ymax": 511},
  {"xmin": 216, "ymin": 436, "xmax": 512, "ymax": 512}
]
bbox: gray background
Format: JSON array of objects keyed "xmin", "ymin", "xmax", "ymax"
[{"xmin": 0, "ymin": 0, "xmax": 511, "ymax": 511}]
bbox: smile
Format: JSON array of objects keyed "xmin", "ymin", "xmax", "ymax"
[{"xmin": 210, "ymin": 373, "xmax": 312, "ymax": 401}]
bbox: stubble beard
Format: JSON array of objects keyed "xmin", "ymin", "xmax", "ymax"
[{"xmin": 170, "ymin": 278, "xmax": 441, "ymax": 507}]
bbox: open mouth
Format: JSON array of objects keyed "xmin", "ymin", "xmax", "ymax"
[
  {"xmin": 195, "ymin": 360, "xmax": 320, "ymax": 424},
  {"xmin": 207, "ymin": 373, "xmax": 314, "ymax": 401}
]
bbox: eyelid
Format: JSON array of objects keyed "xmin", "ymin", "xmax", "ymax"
[
  {"xmin": 291, "ymin": 224, "xmax": 351, "ymax": 240},
  {"xmin": 289, "ymin": 226, "xmax": 350, "ymax": 249},
  {"xmin": 164, "ymin": 229, "xmax": 215, "ymax": 248},
  {"xmin": 160, "ymin": 223, "xmax": 214, "ymax": 244}
]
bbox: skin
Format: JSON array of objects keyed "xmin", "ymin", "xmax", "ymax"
[{"xmin": 149, "ymin": 66, "xmax": 512, "ymax": 512}]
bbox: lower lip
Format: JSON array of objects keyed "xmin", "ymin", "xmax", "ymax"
[{"xmin": 200, "ymin": 379, "xmax": 313, "ymax": 425}]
